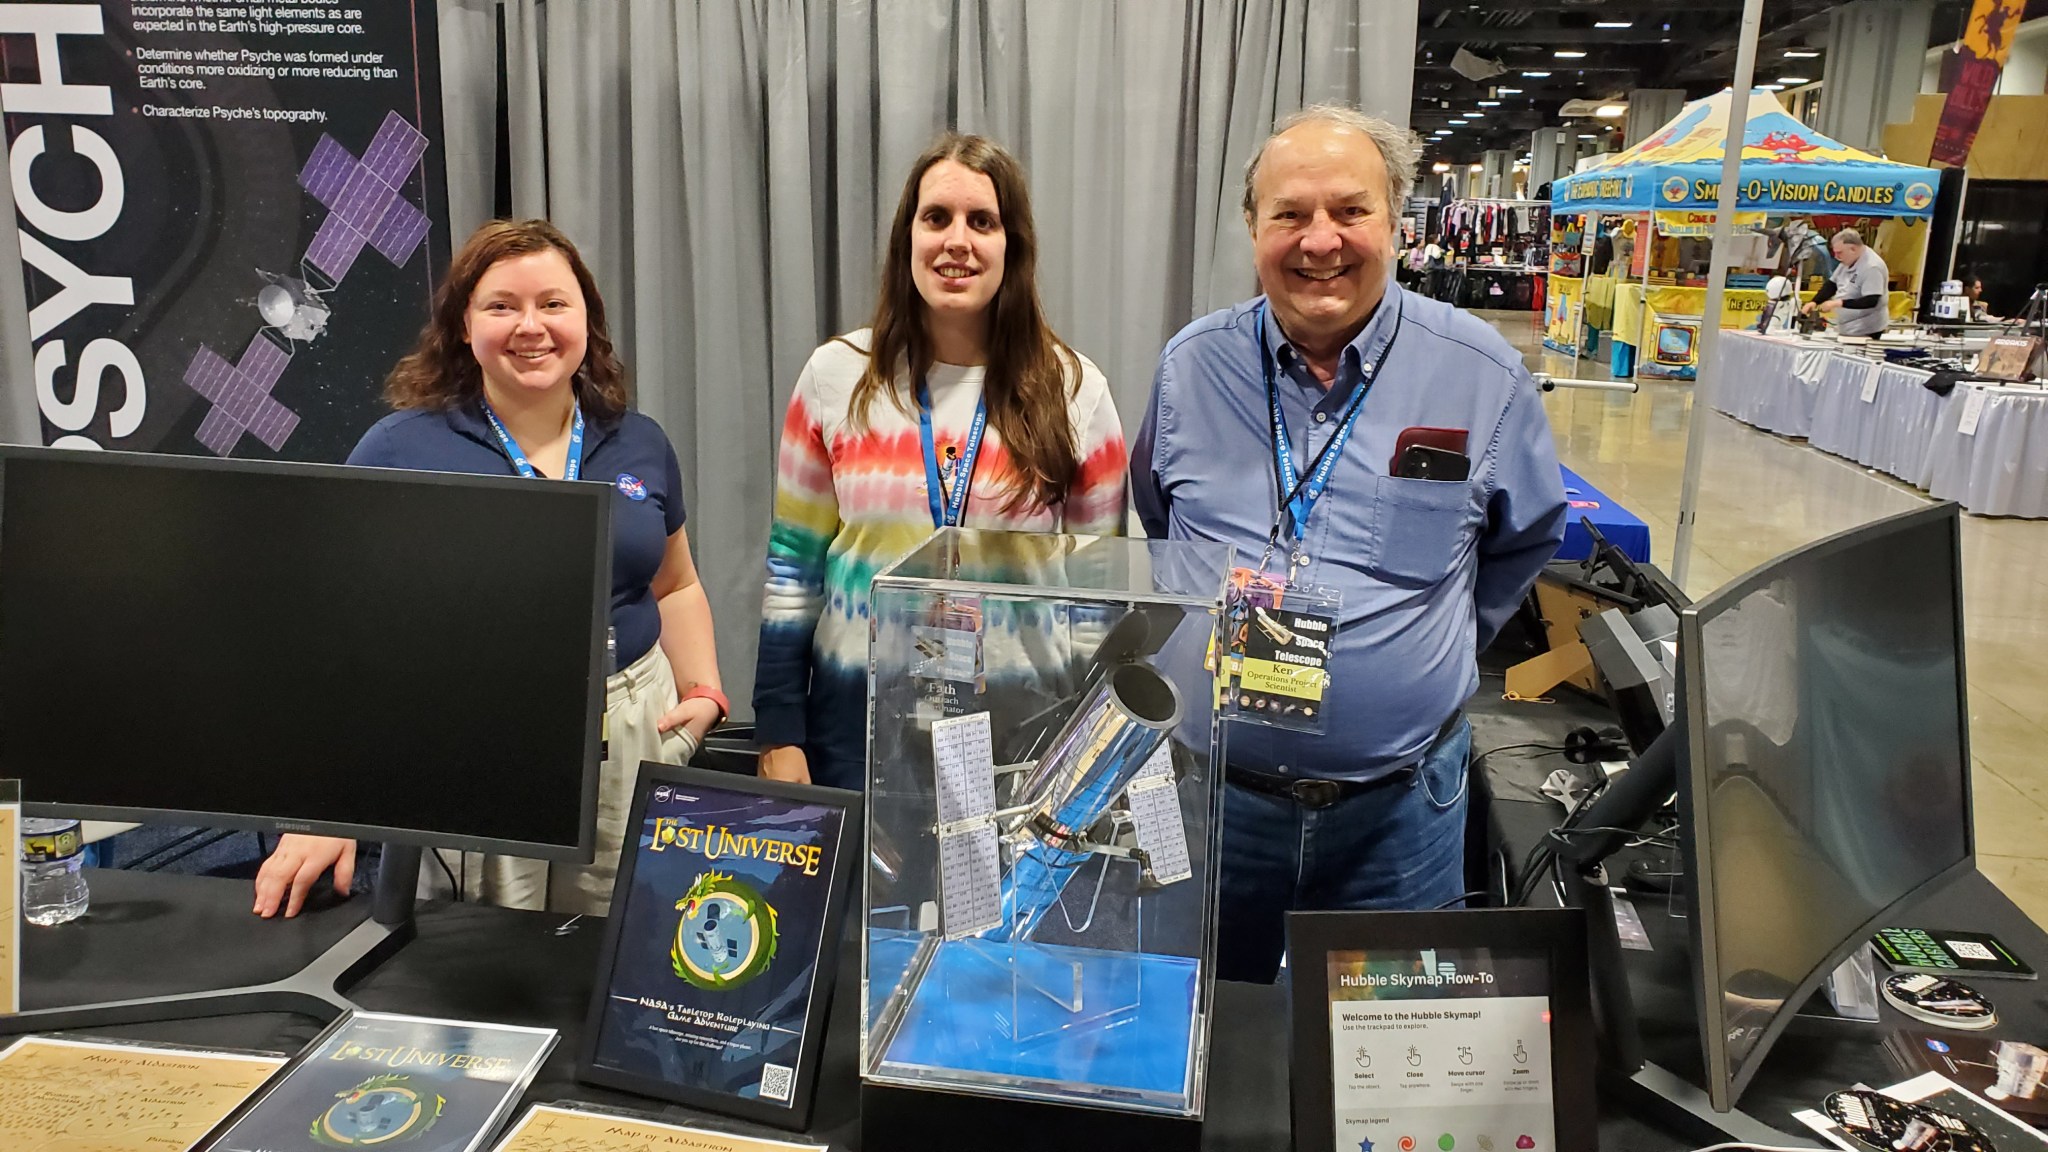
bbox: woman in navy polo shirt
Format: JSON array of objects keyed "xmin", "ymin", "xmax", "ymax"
[{"xmin": 252, "ymin": 219, "xmax": 725, "ymax": 919}]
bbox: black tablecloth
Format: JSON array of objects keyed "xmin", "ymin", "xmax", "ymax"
[{"xmin": 23, "ymin": 770, "xmax": 2048, "ymax": 1149}]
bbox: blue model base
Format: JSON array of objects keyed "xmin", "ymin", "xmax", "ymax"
[{"xmin": 876, "ymin": 935, "xmax": 1199, "ymax": 1108}]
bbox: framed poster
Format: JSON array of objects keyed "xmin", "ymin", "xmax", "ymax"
[
  {"xmin": 578, "ymin": 763, "xmax": 860, "ymax": 1129},
  {"xmin": 1978, "ymin": 335, "xmax": 2040, "ymax": 381},
  {"xmin": 1287, "ymin": 908, "xmax": 1598, "ymax": 1152}
]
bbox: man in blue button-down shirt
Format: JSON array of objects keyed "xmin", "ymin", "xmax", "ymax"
[{"xmin": 1133, "ymin": 106, "xmax": 1566, "ymax": 983}]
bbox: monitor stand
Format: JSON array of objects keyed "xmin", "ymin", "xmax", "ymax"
[
  {"xmin": 0, "ymin": 845, "xmax": 421, "ymax": 1036},
  {"xmin": 1563, "ymin": 867, "xmax": 1821, "ymax": 1148}
]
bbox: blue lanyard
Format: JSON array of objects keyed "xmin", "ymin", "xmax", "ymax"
[
  {"xmin": 1258, "ymin": 297, "xmax": 1404, "ymax": 547},
  {"xmin": 482, "ymin": 399, "xmax": 584, "ymax": 480},
  {"xmin": 917, "ymin": 377, "xmax": 987, "ymax": 528}
]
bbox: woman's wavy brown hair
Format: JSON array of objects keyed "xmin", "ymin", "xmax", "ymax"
[
  {"xmin": 849, "ymin": 134, "xmax": 1080, "ymax": 513},
  {"xmin": 384, "ymin": 219, "xmax": 629, "ymax": 421}
]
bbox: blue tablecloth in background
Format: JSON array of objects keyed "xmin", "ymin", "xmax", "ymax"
[{"xmin": 1555, "ymin": 465, "xmax": 1651, "ymax": 563}]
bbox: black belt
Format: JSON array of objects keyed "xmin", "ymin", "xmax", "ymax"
[{"xmin": 1225, "ymin": 711, "xmax": 1462, "ymax": 810}]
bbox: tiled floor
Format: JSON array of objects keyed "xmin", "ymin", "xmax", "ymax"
[{"xmin": 1476, "ymin": 309, "xmax": 2048, "ymax": 928}]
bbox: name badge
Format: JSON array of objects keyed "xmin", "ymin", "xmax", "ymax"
[{"xmin": 1213, "ymin": 567, "xmax": 1340, "ymax": 734}]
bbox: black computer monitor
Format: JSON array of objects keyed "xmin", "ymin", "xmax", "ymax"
[
  {"xmin": 1676, "ymin": 502, "xmax": 1973, "ymax": 1111},
  {"xmin": 0, "ymin": 447, "xmax": 610, "ymax": 860}
]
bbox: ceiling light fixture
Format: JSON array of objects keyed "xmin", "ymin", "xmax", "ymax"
[
  {"xmin": 1784, "ymin": 49, "xmax": 1820, "ymax": 58},
  {"xmin": 1595, "ymin": 20, "xmax": 1633, "ymax": 29},
  {"xmin": 1554, "ymin": 50, "xmax": 1587, "ymax": 59},
  {"xmin": 1578, "ymin": 134, "xmax": 1596, "ymax": 140},
  {"xmin": 1469, "ymin": 163, "xmax": 1484, "ymax": 172},
  {"xmin": 1498, "ymin": 87, "xmax": 1521, "ymax": 94},
  {"xmin": 1596, "ymin": 104, "xmax": 1627, "ymax": 118},
  {"xmin": 1432, "ymin": 162, "xmax": 1451, "ymax": 174},
  {"xmin": 1476, "ymin": 100, "xmax": 1501, "ymax": 107},
  {"xmin": 1757, "ymin": 83, "xmax": 1785, "ymax": 91},
  {"xmin": 1778, "ymin": 76, "xmax": 1811, "ymax": 85},
  {"xmin": 1522, "ymin": 71, "xmax": 1552, "ymax": 78}
]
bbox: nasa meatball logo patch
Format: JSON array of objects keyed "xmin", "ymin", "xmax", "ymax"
[{"xmin": 616, "ymin": 473, "xmax": 648, "ymax": 501}]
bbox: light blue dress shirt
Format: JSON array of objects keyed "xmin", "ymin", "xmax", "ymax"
[{"xmin": 1132, "ymin": 282, "xmax": 1567, "ymax": 781}]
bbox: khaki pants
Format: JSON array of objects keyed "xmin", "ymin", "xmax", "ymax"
[{"xmin": 424, "ymin": 643, "xmax": 696, "ymax": 914}]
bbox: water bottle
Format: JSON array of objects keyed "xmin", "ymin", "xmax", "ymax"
[{"xmin": 20, "ymin": 818, "xmax": 89, "ymax": 926}]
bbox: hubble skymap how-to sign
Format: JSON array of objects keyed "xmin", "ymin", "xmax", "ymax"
[{"xmin": 0, "ymin": 2, "xmax": 450, "ymax": 461}]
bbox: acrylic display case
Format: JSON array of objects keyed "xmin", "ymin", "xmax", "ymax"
[{"xmin": 860, "ymin": 529, "xmax": 1231, "ymax": 1148}]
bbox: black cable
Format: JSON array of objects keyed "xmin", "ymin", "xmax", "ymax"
[
  {"xmin": 434, "ymin": 849, "xmax": 459, "ymax": 896},
  {"xmin": 1433, "ymin": 889, "xmax": 1489, "ymax": 910},
  {"xmin": 1545, "ymin": 824, "xmax": 1678, "ymax": 844},
  {"xmin": 1510, "ymin": 778, "xmax": 1612, "ymax": 907},
  {"xmin": 1473, "ymin": 741, "xmax": 1567, "ymax": 766}
]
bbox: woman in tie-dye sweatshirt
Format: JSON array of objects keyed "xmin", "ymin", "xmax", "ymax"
[{"xmin": 752, "ymin": 134, "xmax": 1129, "ymax": 791}]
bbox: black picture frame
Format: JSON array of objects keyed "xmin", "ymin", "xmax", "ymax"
[
  {"xmin": 1286, "ymin": 907, "xmax": 1598, "ymax": 1152},
  {"xmin": 576, "ymin": 762, "xmax": 862, "ymax": 1130}
]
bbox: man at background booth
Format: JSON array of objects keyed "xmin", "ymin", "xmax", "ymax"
[
  {"xmin": 1130, "ymin": 105, "xmax": 1567, "ymax": 984},
  {"xmin": 1802, "ymin": 228, "xmax": 1890, "ymax": 338}
]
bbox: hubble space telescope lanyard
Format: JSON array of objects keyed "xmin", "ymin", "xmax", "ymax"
[
  {"xmin": 483, "ymin": 401, "xmax": 585, "ymax": 481},
  {"xmin": 917, "ymin": 375, "xmax": 988, "ymax": 528},
  {"xmin": 1257, "ymin": 297, "xmax": 1404, "ymax": 578}
]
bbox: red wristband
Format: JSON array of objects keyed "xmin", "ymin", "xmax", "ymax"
[{"xmin": 680, "ymin": 684, "xmax": 730, "ymax": 726}]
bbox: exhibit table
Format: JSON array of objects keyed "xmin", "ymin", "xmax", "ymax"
[
  {"xmin": 1712, "ymin": 330, "xmax": 1832, "ymax": 438},
  {"xmin": 1807, "ymin": 354, "xmax": 1944, "ymax": 483},
  {"xmin": 13, "ymin": 865, "xmax": 1904, "ymax": 1151},
  {"xmin": 1923, "ymin": 381, "xmax": 2048, "ymax": 518},
  {"xmin": 1713, "ymin": 331, "xmax": 2048, "ymax": 518},
  {"xmin": 1557, "ymin": 465, "xmax": 1651, "ymax": 564},
  {"xmin": 1469, "ymin": 687, "xmax": 2048, "ymax": 1146}
]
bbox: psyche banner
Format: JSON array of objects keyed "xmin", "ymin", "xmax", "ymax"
[{"xmin": 0, "ymin": 1, "xmax": 450, "ymax": 460}]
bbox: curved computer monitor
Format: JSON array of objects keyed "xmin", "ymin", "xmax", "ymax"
[
  {"xmin": 0, "ymin": 447, "xmax": 610, "ymax": 860},
  {"xmin": 1677, "ymin": 502, "xmax": 1973, "ymax": 1111}
]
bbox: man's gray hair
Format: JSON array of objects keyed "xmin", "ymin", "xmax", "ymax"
[
  {"xmin": 1832, "ymin": 228, "xmax": 1865, "ymax": 248},
  {"xmin": 1241, "ymin": 104, "xmax": 1420, "ymax": 218}
]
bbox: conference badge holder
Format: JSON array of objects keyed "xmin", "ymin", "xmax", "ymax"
[
  {"xmin": 912, "ymin": 593, "xmax": 985, "ymax": 721},
  {"xmin": 1214, "ymin": 565, "xmax": 1339, "ymax": 734}
]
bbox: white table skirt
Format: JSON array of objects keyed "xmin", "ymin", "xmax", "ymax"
[
  {"xmin": 1713, "ymin": 332, "xmax": 1827, "ymax": 438},
  {"xmin": 1713, "ymin": 332, "xmax": 2048, "ymax": 518},
  {"xmin": 1808, "ymin": 358, "xmax": 1943, "ymax": 485},
  {"xmin": 1924, "ymin": 383, "xmax": 2048, "ymax": 518}
]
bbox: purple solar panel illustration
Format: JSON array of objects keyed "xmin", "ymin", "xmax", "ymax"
[{"xmin": 179, "ymin": 111, "xmax": 433, "ymax": 456}]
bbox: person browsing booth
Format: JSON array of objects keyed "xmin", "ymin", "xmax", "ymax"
[
  {"xmin": 252, "ymin": 219, "xmax": 725, "ymax": 920},
  {"xmin": 1131, "ymin": 106, "xmax": 1567, "ymax": 984}
]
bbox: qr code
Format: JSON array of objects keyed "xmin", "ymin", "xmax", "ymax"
[
  {"xmin": 1947, "ymin": 940, "xmax": 1997, "ymax": 961},
  {"xmin": 759, "ymin": 1062, "xmax": 795, "ymax": 1102}
]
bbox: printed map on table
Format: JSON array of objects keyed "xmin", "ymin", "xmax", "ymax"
[{"xmin": 0, "ymin": 1036, "xmax": 285, "ymax": 1152}]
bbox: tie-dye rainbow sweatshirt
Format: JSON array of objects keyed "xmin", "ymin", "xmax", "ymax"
[{"xmin": 752, "ymin": 330, "xmax": 1129, "ymax": 785}]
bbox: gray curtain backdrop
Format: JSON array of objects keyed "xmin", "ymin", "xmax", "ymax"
[
  {"xmin": 0, "ymin": 1, "xmax": 1417, "ymax": 719},
  {"xmin": 444, "ymin": 0, "xmax": 1419, "ymax": 716}
]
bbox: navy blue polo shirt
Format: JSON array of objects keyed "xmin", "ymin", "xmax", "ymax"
[{"xmin": 348, "ymin": 400, "xmax": 687, "ymax": 666}]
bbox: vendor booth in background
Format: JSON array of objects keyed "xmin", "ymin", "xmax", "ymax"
[
  {"xmin": 1423, "ymin": 197, "xmax": 1550, "ymax": 311},
  {"xmin": 1547, "ymin": 89, "xmax": 1939, "ymax": 378}
]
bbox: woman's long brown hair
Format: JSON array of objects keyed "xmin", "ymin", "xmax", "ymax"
[
  {"xmin": 850, "ymin": 134, "xmax": 1080, "ymax": 513},
  {"xmin": 384, "ymin": 219, "xmax": 630, "ymax": 421}
]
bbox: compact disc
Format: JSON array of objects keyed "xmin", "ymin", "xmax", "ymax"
[
  {"xmin": 1882, "ymin": 973, "xmax": 1998, "ymax": 1031},
  {"xmin": 1822, "ymin": 1089, "xmax": 1993, "ymax": 1152}
]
